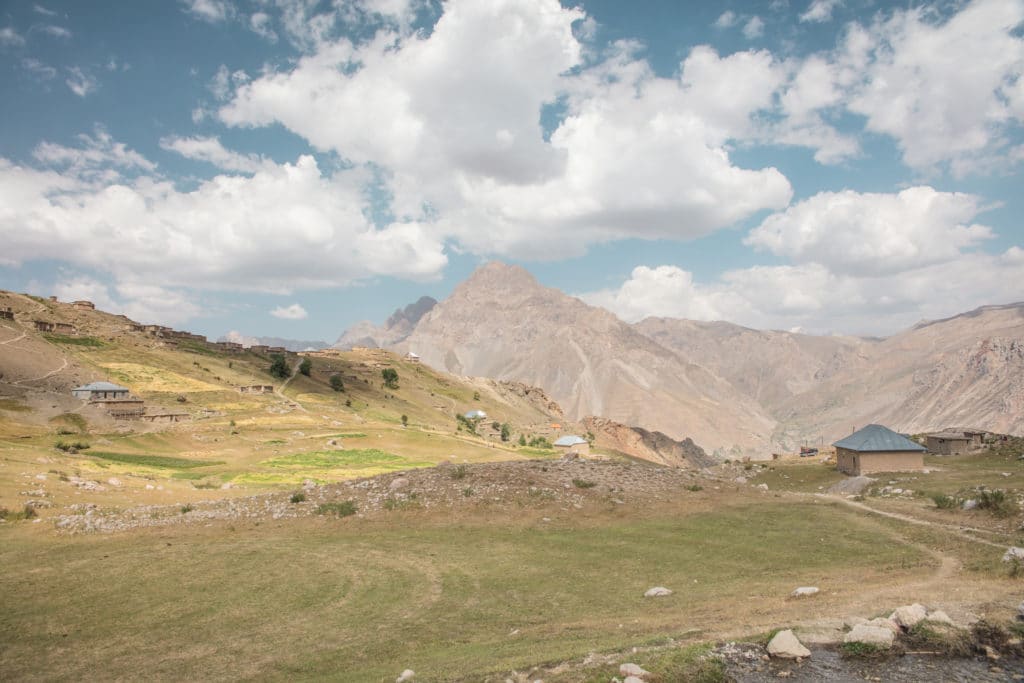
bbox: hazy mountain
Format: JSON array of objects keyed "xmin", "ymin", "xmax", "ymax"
[
  {"xmin": 334, "ymin": 296, "xmax": 437, "ymax": 349},
  {"xmin": 395, "ymin": 263, "xmax": 775, "ymax": 457},
  {"xmin": 220, "ymin": 332, "xmax": 329, "ymax": 352},
  {"xmin": 374, "ymin": 263, "xmax": 1023, "ymax": 456}
]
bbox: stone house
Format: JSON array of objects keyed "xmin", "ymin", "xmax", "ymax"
[
  {"xmin": 834, "ymin": 424, "xmax": 926, "ymax": 476},
  {"xmin": 926, "ymin": 430, "xmax": 986, "ymax": 455},
  {"xmin": 249, "ymin": 345, "xmax": 270, "ymax": 353},
  {"xmin": 33, "ymin": 320, "xmax": 54, "ymax": 332},
  {"xmin": 0, "ymin": 307, "xmax": 13, "ymax": 320},
  {"xmin": 72, "ymin": 300, "xmax": 95, "ymax": 310},
  {"xmin": 405, "ymin": 352, "xmax": 421, "ymax": 363},
  {"xmin": 553, "ymin": 435, "xmax": 590, "ymax": 457},
  {"xmin": 72, "ymin": 381, "xmax": 131, "ymax": 400},
  {"xmin": 53, "ymin": 322, "xmax": 76, "ymax": 335},
  {"xmin": 237, "ymin": 385, "xmax": 274, "ymax": 394}
]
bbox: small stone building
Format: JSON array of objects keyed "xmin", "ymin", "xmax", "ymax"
[
  {"xmin": 72, "ymin": 300, "xmax": 95, "ymax": 310},
  {"xmin": 925, "ymin": 430, "xmax": 987, "ymax": 455},
  {"xmin": 405, "ymin": 352, "xmax": 421, "ymax": 363},
  {"xmin": 72, "ymin": 381, "xmax": 131, "ymax": 400},
  {"xmin": 237, "ymin": 385, "xmax": 274, "ymax": 394},
  {"xmin": 0, "ymin": 307, "xmax": 13, "ymax": 320},
  {"xmin": 33, "ymin": 320, "xmax": 54, "ymax": 332},
  {"xmin": 553, "ymin": 435, "xmax": 590, "ymax": 457},
  {"xmin": 834, "ymin": 424, "xmax": 925, "ymax": 476}
]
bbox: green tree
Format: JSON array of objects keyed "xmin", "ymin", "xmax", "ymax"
[
  {"xmin": 329, "ymin": 374, "xmax": 344, "ymax": 392},
  {"xmin": 299, "ymin": 358, "xmax": 312, "ymax": 376},
  {"xmin": 491, "ymin": 421, "xmax": 500, "ymax": 431},
  {"xmin": 500, "ymin": 423, "xmax": 511, "ymax": 442},
  {"xmin": 518, "ymin": 433, "xmax": 526, "ymax": 446},
  {"xmin": 381, "ymin": 368, "xmax": 399, "ymax": 389},
  {"xmin": 268, "ymin": 354, "xmax": 290, "ymax": 379},
  {"xmin": 473, "ymin": 391, "xmax": 480, "ymax": 401},
  {"xmin": 401, "ymin": 414, "xmax": 408, "ymax": 427}
]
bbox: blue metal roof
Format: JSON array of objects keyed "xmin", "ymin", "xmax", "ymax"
[
  {"xmin": 833, "ymin": 424, "xmax": 925, "ymax": 452},
  {"xmin": 464, "ymin": 410, "xmax": 487, "ymax": 419},
  {"xmin": 73, "ymin": 381, "xmax": 129, "ymax": 392},
  {"xmin": 553, "ymin": 435, "xmax": 587, "ymax": 446}
]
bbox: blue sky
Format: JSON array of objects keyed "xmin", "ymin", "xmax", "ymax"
[{"xmin": 1, "ymin": 0, "xmax": 1022, "ymax": 342}]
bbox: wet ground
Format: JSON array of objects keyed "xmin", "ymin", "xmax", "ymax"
[{"xmin": 718, "ymin": 643, "xmax": 1024, "ymax": 682}]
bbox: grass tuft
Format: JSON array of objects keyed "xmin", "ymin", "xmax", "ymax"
[
  {"xmin": 88, "ymin": 452, "xmax": 223, "ymax": 469},
  {"xmin": 316, "ymin": 500, "xmax": 357, "ymax": 517},
  {"xmin": 572, "ymin": 478, "xmax": 596, "ymax": 489}
]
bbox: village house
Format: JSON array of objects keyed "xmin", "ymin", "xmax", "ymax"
[
  {"xmin": 464, "ymin": 409, "xmax": 487, "ymax": 420},
  {"xmin": 93, "ymin": 398, "xmax": 146, "ymax": 420},
  {"xmin": 925, "ymin": 429, "xmax": 987, "ymax": 455},
  {"xmin": 0, "ymin": 307, "xmax": 13, "ymax": 320},
  {"xmin": 248, "ymin": 345, "xmax": 270, "ymax": 353},
  {"xmin": 53, "ymin": 322, "xmax": 76, "ymax": 335},
  {"xmin": 72, "ymin": 300, "xmax": 95, "ymax": 310},
  {"xmin": 267, "ymin": 346, "xmax": 287, "ymax": 353},
  {"xmin": 405, "ymin": 352, "xmax": 421, "ymax": 363},
  {"xmin": 553, "ymin": 435, "xmax": 590, "ymax": 457},
  {"xmin": 834, "ymin": 424, "xmax": 926, "ymax": 476},
  {"xmin": 33, "ymin": 320, "xmax": 54, "ymax": 332},
  {"xmin": 72, "ymin": 381, "xmax": 131, "ymax": 400}
]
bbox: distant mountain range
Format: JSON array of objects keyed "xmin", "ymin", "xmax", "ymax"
[{"xmin": 337, "ymin": 262, "xmax": 1024, "ymax": 457}]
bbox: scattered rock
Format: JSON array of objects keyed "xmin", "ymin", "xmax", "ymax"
[
  {"xmin": 619, "ymin": 662, "xmax": 650, "ymax": 677},
  {"xmin": 827, "ymin": 476, "xmax": 874, "ymax": 495},
  {"xmin": 396, "ymin": 668, "xmax": 415, "ymax": 682},
  {"xmin": 389, "ymin": 477, "xmax": 409, "ymax": 492},
  {"xmin": 757, "ymin": 483, "xmax": 769, "ymax": 490},
  {"xmin": 623, "ymin": 677, "xmax": 645, "ymax": 683},
  {"xmin": 891, "ymin": 603, "xmax": 928, "ymax": 629},
  {"xmin": 844, "ymin": 624, "xmax": 895, "ymax": 648},
  {"xmin": 644, "ymin": 587, "xmax": 672, "ymax": 597},
  {"xmin": 962, "ymin": 499, "xmax": 978, "ymax": 510},
  {"xmin": 767, "ymin": 629, "xmax": 811, "ymax": 659},
  {"xmin": 926, "ymin": 610, "xmax": 954, "ymax": 625},
  {"xmin": 106, "ymin": 478, "xmax": 122, "ymax": 487},
  {"xmin": 1002, "ymin": 547, "xmax": 1024, "ymax": 563},
  {"xmin": 791, "ymin": 586, "xmax": 819, "ymax": 598},
  {"xmin": 866, "ymin": 617, "xmax": 900, "ymax": 634},
  {"xmin": 734, "ymin": 476, "xmax": 748, "ymax": 484},
  {"xmin": 1017, "ymin": 601, "xmax": 1024, "ymax": 621}
]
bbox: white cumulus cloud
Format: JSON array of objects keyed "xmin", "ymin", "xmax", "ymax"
[
  {"xmin": 270, "ymin": 303, "xmax": 308, "ymax": 320},
  {"xmin": 159, "ymin": 135, "xmax": 265, "ymax": 173}
]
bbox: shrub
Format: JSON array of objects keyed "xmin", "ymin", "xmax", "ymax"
[
  {"xmin": 180, "ymin": 504, "xmax": 194, "ymax": 514},
  {"xmin": 839, "ymin": 641, "xmax": 888, "ymax": 659},
  {"xmin": 932, "ymin": 493, "xmax": 959, "ymax": 509},
  {"xmin": 572, "ymin": 478, "xmax": 596, "ymax": 489},
  {"xmin": 345, "ymin": 399, "xmax": 352, "ymax": 407},
  {"xmin": 500, "ymin": 423, "xmax": 511, "ymax": 442},
  {"xmin": 450, "ymin": 464, "xmax": 468, "ymax": 480},
  {"xmin": 528, "ymin": 436, "xmax": 551, "ymax": 449},
  {"xmin": 518, "ymin": 434, "xmax": 526, "ymax": 446},
  {"xmin": 462, "ymin": 487, "xmax": 474, "ymax": 497},
  {"xmin": 381, "ymin": 368, "xmax": 399, "ymax": 389},
  {"xmin": 55, "ymin": 440, "xmax": 90, "ymax": 452},
  {"xmin": 290, "ymin": 492, "xmax": 306, "ymax": 504},
  {"xmin": 299, "ymin": 358, "xmax": 312, "ymax": 376},
  {"xmin": 316, "ymin": 500, "xmax": 357, "ymax": 517},
  {"xmin": 401, "ymin": 414, "xmax": 408, "ymax": 427},
  {"xmin": 330, "ymin": 374, "xmax": 344, "ymax": 392},
  {"xmin": 977, "ymin": 489, "xmax": 1016, "ymax": 517},
  {"xmin": 685, "ymin": 484, "xmax": 704, "ymax": 492},
  {"xmin": 268, "ymin": 354, "xmax": 290, "ymax": 379}
]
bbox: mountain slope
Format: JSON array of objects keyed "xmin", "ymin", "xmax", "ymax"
[
  {"xmin": 334, "ymin": 296, "xmax": 437, "ymax": 349},
  {"xmin": 397, "ymin": 263, "xmax": 775, "ymax": 456}
]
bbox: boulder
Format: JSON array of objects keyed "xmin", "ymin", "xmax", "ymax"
[
  {"xmin": 925, "ymin": 610, "xmax": 954, "ymax": 625},
  {"xmin": 844, "ymin": 624, "xmax": 895, "ymax": 648},
  {"xmin": 962, "ymin": 499, "xmax": 978, "ymax": 510},
  {"xmin": 396, "ymin": 669, "xmax": 415, "ymax": 683},
  {"xmin": 891, "ymin": 603, "xmax": 928, "ymax": 629},
  {"xmin": 644, "ymin": 586, "xmax": 672, "ymax": 597},
  {"xmin": 791, "ymin": 586, "xmax": 819, "ymax": 598},
  {"xmin": 107, "ymin": 477, "xmax": 122, "ymax": 487},
  {"xmin": 619, "ymin": 662, "xmax": 650, "ymax": 677},
  {"xmin": 866, "ymin": 617, "xmax": 900, "ymax": 634},
  {"xmin": 767, "ymin": 629, "xmax": 811, "ymax": 659},
  {"xmin": 827, "ymin": 476, "xmax": 874, "ymax": 495},
  {"xmin": 624, "ymin": 677, "xmax": 645, "ymax": 683},
  {"xmin": 389, "ymin": 477, "xmax": 409, "ymax": 492},
  {"xmin": 1002, "ymin": 547, "xmax": 1024, "ymax": 563}
]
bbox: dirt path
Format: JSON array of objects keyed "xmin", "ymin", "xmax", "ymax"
[
  {"xmin": 0, "ymin": 326, "xmax": 26, "ymax": 345},
  {"xmin": 275, "ymin": 359, "xmax": 308, "ymax": 413},
  {"xmin": 816, "ymin": 493, "xmax": 1010, "ymax": 550},
  {"xmin": 13, "ymin": 354, "xmax": 69, "ymax": 386}
]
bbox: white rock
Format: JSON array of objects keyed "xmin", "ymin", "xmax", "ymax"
[
  {"xmin": 734, "ymin": 476, "xmax": 748, "ymax": 484},
  {"xmin": 844, "ymin": 624, "xmax": 895, "ymax": 648},
  {"xmin": 757, "ymin": 483, "xmax": 769, "ymax": 490},
  {"xmin": 619, "ymin": 663, "xmax": 650, "ymax": 677},
  {"xmin": 389, "ymin": 477, "xmax": 409, "ymax": 492},
  {"xmin": 396, "ymin": 669, "xmax": 415, "ymax": 683},
  {"xmin": 1003, "ymin": 547, "xmax": 1024, "ymax": 563},
  {"xmin": 891, "ymin": 603, "xmax": 928, "ymax": 629},
  {"xmin": 791, "ymin": 586, "xmax": 819, "ymax": 598},
  {"xmin": 644, "ymin": 586, "xmax": 672, "ymax": 597},
  {"xmin": 107, "ymin": 477, "xmax": 122, "ymax": 487},
  {"xmin": 926, "ymin": 610, "xmax": 954, "ymax": 625},
  {"xmin": 624, "ymin": 677, "xmax": 645, "ymax": 683},
  {"xmin": 767, "ymin": 629, "xmax": 811, "ymax": 659},
  {"xmin": 145, "ymin": 484, "xmax": 155, "ymax": 490},
  {"xmin": 866, "ymin": 617, "xmax": 900, "ymax": 634},
  {"xmin": 962, "ymin": 499, "xmax": 978, "ymax": 510}
]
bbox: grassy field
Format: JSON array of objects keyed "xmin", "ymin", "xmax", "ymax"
[{"xmin": 0, "ymin": 500, "xmax": 935, "ymax": 682}]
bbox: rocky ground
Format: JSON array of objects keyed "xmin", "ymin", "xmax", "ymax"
[{"xmin": 50, "ymin": 456, "xmax": 742, "ymax": 534}]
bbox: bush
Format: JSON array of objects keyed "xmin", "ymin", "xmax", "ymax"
[
  {"xmin": 839, "ymin": 641, "xmax": 888, "ymax": 659},
  {"xmin": 316, "ymin": 500, "xmax": 357, "ymax": 517},
  {"xmin": 381, "ymin": 368, "xmax": 399, "ymax": 389},
  {"xmin": 932, "ymin": 493, "xmax": 959, "ymax": 509},
  {"xmin": 330, "ymin": 374, "xmax": 344, "ymax": 392},
  {"xmin": 401, "ymin": 414, "xmax": 408, "ymax": 427},
  {"xmin": 290, "ymin": 492, "xmax": 306, "ymax": 504},
  {"xmin": 299, "ymin": 358, "xmax": 312, "ymax": 376},
  {"xmin": 462, "ymin": 487, "xmax": 474, "ymax": 497},
  {"xmin": 268, "ymin": 354, "xmax": 290, "ymax": 379},
  {"xmin": 977, "ymin": 489, "xmax": 1016, "ymax": 517},
  {"xmin": 180, "ymin": 504, "xmax": 194, "ymax": 514},
  {"xmin": 55, "ymin": 440, "xmax": 90, "ymax": 452},
  {"xmin": 686, "ymin": 484, "xmax": 704, "ymax": 492},
  {"xmin": 518, "ymin": 434, "xmax": 526, "ymax": 446},
  {"xmin": 450, "ymin": 464, "xmax": 468, "ymax": 480},
  {"xmin": 572, "ymin": 478, "xmax": 596, "ymax": 489},
  {"xmin": 528, "ymin": 436, "xmax": 552, "ymax": 449},
  {"xmin": 500, "ymin": 423, "xmax": 511, "ymax": 442}
]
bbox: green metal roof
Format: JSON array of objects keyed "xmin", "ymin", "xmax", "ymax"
[{"xmin": 833, "ymin": 424, "xmax": 925, "ymax": 452}]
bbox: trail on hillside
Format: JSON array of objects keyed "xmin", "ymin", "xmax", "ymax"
[
  {"xmin": 0, "ymin": 326, "xmax": 27, "ymax": 345},
  {"xmin": 14, "ymin": 355, "xmax": 69, "ymax": 386},
  {"xmin": 815, "ymin": 493, "xmax": 1010, "ymax": 550},
  {"xmin": 275, "ymin": 359, "xmax": 308, "ymax": 412}
]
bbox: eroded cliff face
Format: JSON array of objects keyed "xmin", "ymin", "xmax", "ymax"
[
  {"xmin": 582, "ymin": 417, "xmax": 715, "ymax": 469},
  {"xmin": 335, "ymin": 262, "xmax": 1024, "ymax": 456}
]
